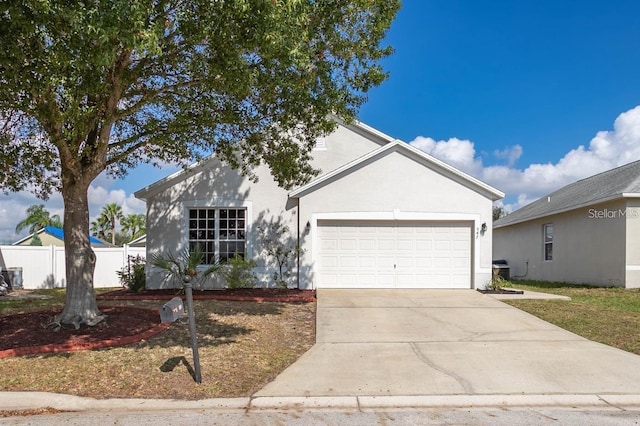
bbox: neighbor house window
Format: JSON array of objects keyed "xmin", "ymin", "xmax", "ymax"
[
  {"xmin": 188, "ymin": 208, "xmax": 246, "ymax": 264},
  {"xmin": 543, "ymin": 223, "xmax": 553, "ymax": 261}
]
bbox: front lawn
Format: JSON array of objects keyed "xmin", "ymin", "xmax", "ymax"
[
  {"xmin": 505, "ymin": 280, "xmax": 640, "ymax": 355},
  {"xmin": 0, "ymin": 289, "xmax": 315, "ymax": 400}
]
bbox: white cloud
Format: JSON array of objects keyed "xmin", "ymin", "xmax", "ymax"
[
  {"xmin": 0, "ymin": 191, "xmax": 64, "ymax": 243},
  {"xmin": 493, "ymin": 145, "xmax": 523, "ymax": 167},
  {"xmin": 410, "ymin": 105, "xmax": 640, "ymax": 212},
  {"xmin": 0, "ymin": 180, "xmax": 146, "ymax": 244},
  {"xmin": 87, "ymin": 182, "xmax": 146, "ymax": 221},
  {"xmin": 410, "ymin": 136, "xmax": 483, "ymax": 176}
]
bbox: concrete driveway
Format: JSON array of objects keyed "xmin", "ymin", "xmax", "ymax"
[{"xmin": 255, "ymin": 289, "xmax": 640, "ymax": 398}]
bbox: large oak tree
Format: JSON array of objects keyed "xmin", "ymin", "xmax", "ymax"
[{"xmin": 0, "ymin": 0, "xmax": 399, "ymax": 326}]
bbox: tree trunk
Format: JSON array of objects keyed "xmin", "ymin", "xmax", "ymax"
[{"xmin": 56, "ymin": 177, "xmax": 105, "ymax": 327}]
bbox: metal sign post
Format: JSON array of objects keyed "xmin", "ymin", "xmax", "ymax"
[{"xmin": 183, "ymin": 276, "xmax": 202, "ymax": 384}]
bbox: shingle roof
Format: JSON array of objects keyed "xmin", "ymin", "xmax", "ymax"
[{"xmin": 494, "ymin": 160, "xmax": 640, "ymax": 228}]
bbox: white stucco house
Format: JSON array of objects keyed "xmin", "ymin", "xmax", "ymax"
[
  {"xmin": 493, "ymin": 160, "xmax": 640, "ymax": 288},
  {"xmin": 135, "ymin": 119, "xmax": 504, "ymax": 290}
]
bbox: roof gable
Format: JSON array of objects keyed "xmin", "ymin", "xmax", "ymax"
[
  {"xmin": 134, "ymin": 116, "xmax": 400, "ymax": 200},
  {"xmin": 289, "ymin": 139, "xmax": 504, "ymax": 200},
  {"xmin": 45, "ymin": 227, "xmax": 105, "ymax": 245},
  {"xmin": 13, "ymin": 227, "xmax": 105, "ymax": 245},
  {"xmin": 495, "ymin": 160, "xmax": 640, "ymax": 228},
  {"xmin": 135, "ymin": 119, "xmax": 505, "ymax": 202}
]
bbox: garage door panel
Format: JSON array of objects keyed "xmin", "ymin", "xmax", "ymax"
[
  {"xmin": 435, "ymin": 240, "xmax": 451, "ymax": 251},
  {"xmin": 452, "ymin": 240, "xmax": 469, "ymax": 251},
  {"xmin": 340, "ymin": 256, "xmax": 358, "ymax": 267},
  {"xmin": 378, "ymin": 239, "xmax": 394, "ymax": 250},
  {"xmin": 340, "ymin": 240, "xmax": 357, "ymax": 250},
  {"xmin": 358, "ymin": 256, "xmax": 376, "ymax": 267},
  {"xmin": 415, "ymin": 241, "xmax": 433, "ymax": 250},
  {"xmin": 414, "ymin": 256, "xmax": 433, "ymax": 268},
  {"xmin": 395, "ymin": 255, "xmax": 414, "ymax": 268},
  {"xmin": 359, "ymin": 239, "xmax": 376, "ymax": 250},
  {"xmin": 317, "ymin": 220, "xmax": 471, "ymax": 289},
  {"xmin": 320, "ymin": 239, "xmax": 338, "ymax": 251},
  {"xmin": 320, "ymin": 255, "xmax": 338, "ymax": 267},
  {"xmin": 397, "ymin": 239, "xmax": 414, "ymax": 251},
  {"xmin": 376, "ymin": 273, "xmax": 395, "ymax": 287},
  {"xmin": 452, "ymin": 257, "xmax": 469, "ymax": 268}
]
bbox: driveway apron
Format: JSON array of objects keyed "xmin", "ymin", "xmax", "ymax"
[{"xmin": 255, "ymin": 289, "xmax": 640, "ymax": 397}]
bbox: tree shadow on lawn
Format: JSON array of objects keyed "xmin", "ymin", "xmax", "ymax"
[
  {"xmin": 136, "ymin": 314, "xmax": 254, "ymax": 350},
  {"xmin": 160, "ymin": 356, "xmax": 197, "ymax": 380},
  {"xmin": 111, "ymin": 299, "xmax": 288, "ymax": 317},
  {"xmin": 202, "ymin": 299, "xmax": 287, "ymax": 317},
  {"xmin": 95, "ymin": 299, "xmax": 287, "ymax": 350}
]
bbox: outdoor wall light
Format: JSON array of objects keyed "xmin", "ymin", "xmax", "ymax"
[{"xmin": 480, "ymin": 222, "xmax": 487, "ymax": 234}]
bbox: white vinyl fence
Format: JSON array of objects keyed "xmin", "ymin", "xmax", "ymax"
[{"xmin": 0, "ymin": 245, "xmax": 145, "ymax": 290}]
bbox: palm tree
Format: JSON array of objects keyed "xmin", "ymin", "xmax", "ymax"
[
  {"xmin": 121, "ymin": 213, "xmax": 146, "ymax": 240},
  {"xmin": 151, "ymin": 245, "xmax": 221, "ymax": 289},
  {"xmin": 90, "ymin": 216, "xmax": 109, "ymax": 241},
  {"xmin": 97, "ymin": 203, "xmax": 124, "ymax": 245},
  {"xmin": 15, "ymin": 204, "xmax": 63, "ymax": 234}
]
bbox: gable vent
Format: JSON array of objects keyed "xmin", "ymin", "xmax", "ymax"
[{"xmin": 313, "ymin": 136, "xmax": 326, "ymax": 150}]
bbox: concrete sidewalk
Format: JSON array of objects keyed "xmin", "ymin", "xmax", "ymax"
[{"xmin": 3, "ymin": 391, "xmax": 640, "ymax": 413}]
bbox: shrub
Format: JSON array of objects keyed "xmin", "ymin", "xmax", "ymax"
[
  {"xmin": 151, "ymin": 245, "xmax": 221, "ymax": 289},
  {"xmin": 222, "ymin": 253, "xmax": 257, "ymax": 289},
  {"xmin": 257, "ymin": 217, "xmax": 303, "ymax": 289},
  {"xmin": 117, "ymin": 255, "xmax": 146, "ymax": 292}
]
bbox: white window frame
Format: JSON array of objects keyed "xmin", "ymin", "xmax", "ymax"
[
  {"xmin": 188, "ymin": 207, "xmax": 247, "ymax": 264},
  {"xmin": 543, "ymin": 223, "xmax": 553, "ymax": 261}
]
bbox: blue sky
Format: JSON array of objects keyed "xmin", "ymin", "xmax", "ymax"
[
  {"xmin": 360, "ymin": 1, "xmax": 640, "ymax": 163},
  {"xmin": 2, "ymin": 0, "xmax": 640, "ymax": 243}
]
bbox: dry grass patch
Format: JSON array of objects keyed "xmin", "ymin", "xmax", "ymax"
[{"xmin": 0, "ymin": 296, "xmax": 315, "ymax": 399}]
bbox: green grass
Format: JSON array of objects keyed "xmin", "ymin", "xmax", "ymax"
[
  {"xmin": 505, "ymin": 280, "xmax": 640, "ymax": 355},
  {"xmin": 0, "ymin": 288, "xmax": 115, "ymax": 315}
]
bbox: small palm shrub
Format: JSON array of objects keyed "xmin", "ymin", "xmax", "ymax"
[
  {"xmin": 222, "ymin": 253, "xmax": 257, "ymax": 289},
  {"xmin": 151, "ymin": 245, "xmax": 221, "ymax": 288}
]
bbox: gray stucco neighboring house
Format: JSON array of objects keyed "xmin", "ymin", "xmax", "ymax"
[
  {"xmin": 493, "ymin": 160, "xmax": 640, "ymax": 288},
  {"xmin": 135, "ymin": 119, "xmax": 504, "ymax": 290}
]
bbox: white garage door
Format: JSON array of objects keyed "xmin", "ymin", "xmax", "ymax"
[{"xmin": 317, "ymin": 220, "xmax": 471, "ymax": 289}]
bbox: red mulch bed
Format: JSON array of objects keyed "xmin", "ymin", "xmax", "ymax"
[
  {"xmin": 0, "ymin": 289, "xmax": 315, "ymax": 359},
  {"xmin": 97, "ymin": 287, "xmax": 316, "ymax": 303},
  {"xmin": 0, "ymin": 306, "xmax": 169, "ymax": 358}
]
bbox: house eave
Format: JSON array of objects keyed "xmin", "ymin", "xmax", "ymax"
[
  {"xmin": 135, "ymin": 117, "xmax": 399, "ymax": 200},
  {"xmin": 342, "ymin": 118, "xmax": 397, "ymax": 145},
  {"xmin": 495, "ymin": 192, "xmax": 640, "ymax": 229},
  {"xmin": 290, "ymin": 139, "xmax": 504, "ymax": 201},
  {"xmin": 134, "ymin": 160, "xmax": 212, "ymax": 200},
  {"xmin": 12, "ymin": 228, "xmax": 46, "ymax": 245}
]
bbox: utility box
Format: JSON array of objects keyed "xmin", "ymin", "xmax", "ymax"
[
  {"xmin": 160, "ymin": 297, "xmax": 184, "ymax": 323},
  {"xmin": 1, "ymin": 268, "xmax": 22, "ymax": 290},
  {"xmin": 492, "ymin": 260, "xmax": 510, "ymax": 281}
]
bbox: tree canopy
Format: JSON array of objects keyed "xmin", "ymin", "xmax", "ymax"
[
  {"xmin": 0, "ymin": 0, "xmax": 400, "ymax": 326},
  {"xmin": 0, "ymin": 0, "xmax": 399, "ymax": 192}
]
